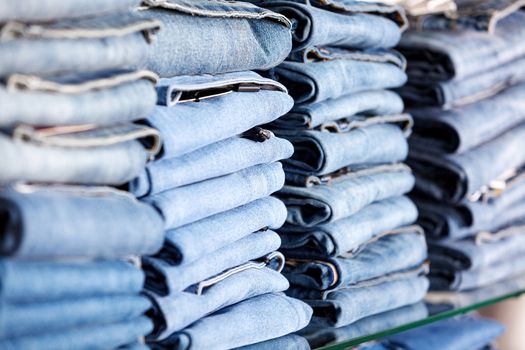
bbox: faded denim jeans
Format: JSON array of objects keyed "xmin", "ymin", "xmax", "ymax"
[
  {"xmin": 304, "ymin": 276, "xmax": 429, "ymax": 328},
  {"xmin": 1, "ymin": 123, "xmax": 161, "ymax": 185},
  {"xmin": 247, "ymin": 0, "xmax": 405, "ymax": 51},
  {"xmin": 284, "ymin": 229, "xmax": 427, "ymax": 291},
  {"xmin": 140, "ymin": 0, "xmax": 292, "ymax": 76},
  {"xmin": 416, "ymin": 178, "xmax": 525, "ymax": 241},
  {"xmin": 145, "ymin": 71, "xmax": 293, "ymax": 159},
  {"xmin": 279, "ymin": 164, "xmax": 415, "ymax": 227},
  {"xmin": 154, "ymin": 197, "xmax": 287, "ymax": 266},
  {"xmin": 0, "ymin": 70, "xmax": 158, "ymax": 127},
  {"xmin": 0, "ymin": 0, "xmax": 142, "ymax": 22},
  {"xmin": 0, "ymin": 13, "xmax": 160, "ymax": 77},
  {"xmin": 153, "ymin": 293, "xmax": 312, "ymax": 350},
  {"xmin": 0, "ymin": 317, "xmax": 153, "ymax": 350},
  {"xmin": 409, "ymin": 123, "xmax": 525, "ymax": 204},
  {"xmin": 0, "ymin": 260, "xmax": 145, "ymax": 303},
  {"xmin": 144, "ymin": 162, "xmax": 286, "ymax": 229},
  {"xmin": 409, "ymin": 82, "xmax": 525, "ymax": 154},
  {"xmin": 0, "ymin": 186, "xmax": 164, "ymax": 258},
  {"xmin": 280, "ymin": 196, "xmax": 418, "ymax": 257}
]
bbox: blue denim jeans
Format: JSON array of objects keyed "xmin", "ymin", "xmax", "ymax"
[
  {"xmin": 430, "ymin": 224, "xmax": 525, "ymax": 291},
  {"xmin": 416, "ymin": 178, "xmax": 525, "ymax": 241},
  {"xmin": 1, "ymin": 123, "xmax": 160, "ymax": 185},
  {"xmin": 0, "ymin": 317, "xmax": 153, "ymax": 350},
  {"xmin": 267, "ymin": 58, "xmax": 407, "ymax": 105},
  {"xmin": 147, "ymin": 268, "xmax": 289, "ymax": 341},
  {"xmin": 272, "ymin": 89, "xmax": 404, "ymax": 130},
  {"xmin": 413, "ymin": 0, "xmax": 522, "ymax": 32},
  {"xmin": 0, "ymin": 186, "xmax": 164, "ymax": 258},
  {"xmin": 409, "ymin": 82, "xmax": 525, "ymax": 154},
  {"xmin": 305, "ymin": 276, "xmax": 429, "ymax": 328},
  {"xmin": 154, "ymin": 196, "xmax": 287, "ymax": 266},
  {"xmin": 302, "ymin": 302, "xmax": 428, "ymax": 349},
  {"xmin": 140, "ymin": 0, "xmax": 292, "ymax": 76},
  {"xmin": 1, "ymin": 296, "xmax": 150, "ymax": 338},
  {"xmin": 146, "ymin": 72, "xmax": 293, "ymax": 159},
  {"xmin": 142, "ymin": 230, "xmax": 281, "ymax": 295},
  {"xmin": 153, "ymin": 293, "xmax": 312, "ymax": 350},
  {"xmin": 0, "ymin": 260, "xmax": 144, "ymax": 303},
  {"xmin": 280, "ymin": 196, "xmax": 418, "ymax": 257},
  {"xmin": 281, "ymin": 124, "xmax": 409, "ymax": 177},
  {"xmin": 383, "ymin": 315, "xmax": 504, "ymax": 350},
  {"xmin": 0, "ymin": 13, "xmax": 160, "ymax": 77},
  {"xmin": 144, "ymin": 162, "xmax": 285, "ymax": 229},
  {"xmin": 248, "ymin": 0, "xmax": 403, "ymax": 51},
  {"xmin": 400, "ymin": 55, "xmax": 525, "ymax": 109},
  {"xmin": 399, "ymin": 11, "xmax": 525, "ymax": 82},
  {"xmin": 285, "ymin": 230, "xmax": 427, "ymax": 291},
  {"xmin": 130, "ymin": 132, "xmax": 293, "ymax": 197},
  {"xmin": 234, "ymin": 334, "xmax": 310, "ymax": 350},
  {"xmin": 288, "ymin": 46, "xmax": 407, "ymax": 66},
  {"xmin": 0, "ymin": 0, "xmax": 141, "ymax": 22},
  {"xmin": 279, "ymin": 165, "xmax": 415, "ymax": 227},
  {"xmin": 0, "ymin": 70, "xmax": 158, "ymax": 127},
  {"xmin": 409, "ymin": 123, "xmax": 525, "ymax": 204}
]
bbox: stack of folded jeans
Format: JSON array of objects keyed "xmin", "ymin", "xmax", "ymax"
[
  {"xmin": 248, "ymin": 0, "xmax": 429, "ymax": 331},
  {"xmin": 130, "ymin": 1, "xmax": 313, "ymax": 348},
  {"xmin": 0, "ymin": 1, "xmax": 167, "ymax": 349},
  {"xmin": 398, "ymin": 6, "xmax": 525, "ymax": 292}
]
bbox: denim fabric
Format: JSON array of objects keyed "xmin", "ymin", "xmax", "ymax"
[
  {"xmin": 282, "ymin": 124, "xmax": 409, "ymax": 177},
  {"xmin": 0, "ymin": 0, "xmax": 141, "ymax": 22},
  {"xmin": 130, "ymin": 133, "xmax": 293, "ymax": 197},
  {"xmin": 306, "ymin": 276, "xmax": 429, "ymax": 328},
  {"xmin": 412, "ymin": 0, "xmax": 524, "ymax": 32},
  {"xmin": 147, "ymin": 268, "xmax": 289, "ymax": 341},
  {"xmin": 250, "ymin": 1, "xmax": 402, "ymax": 51},
  {"xmin": 429, "ymin": 225, "xmax": 525, "ymax": 272},
  {"xmin": 154, "ymin": 293, "xmax": 312, "ymax": 350},
  {"xmin": 0, "ymin": 187, "xmax": 164, "ymax": 258},
  {"xmin": 1, "ymin": 123, "xmax": 160, "ymax": 185},
  {"xmin": 409, "ymin": 83, "xmax": 525, "ymax": 154},
  {"xmin": 0, "ymin": 260, "xmax": 144, "ymax": 303},
  {"xmin": 0, "ymin": 70, "xmax": 157, "ymax": 127},
  {"xmin": 234, "ymin": 334, "xmax": 310, "ymax": 350},
  {"xmin": 146, "ymin": 72, "xmax": 293, "ymax": 159},
  {"xmin": 304, "ymin": 0, "xmax": 408, "ymax": 26},
  {"xmin": 0, "ymin": 317, "xmax": 153, "ymax": 350},
  {"xmin": 143, "ymin": 230, "xmax": 281, "ymax": 295},
  {"xmin": 430, "ymin": 252, "xmax": 525, "ymax": 291},
  {"xmin": 279, "ymin": 166, "xmax": 415, "ymax": 227},
  {"xmin": 302, "ymin": 302, "xmax": 428, "ymax": 349},
  {"xmin": 140, "ymin": 0, "xmax": 292, "ymax": 76},
  {"xmin": 288, "ymin": 47, "xmax": 407, "ymax": 67},
  {"xmin": 144, "ymin": 162, "xmax": 285, "ymax": 229},
  {"xmin": 155, "ymin": 197, "xmax": 287, "ymax": 265},
  {"xmin": 400, "ymin": 55, "xmax": 525, "ymax": 109},
  {"xmin": 0, "ymin": 295, "xmax": 151, "ymax": 338},
  {"xmin": 409, "ymin": 124, "xmax": 525, "ymax": 204},
  {"xmin": 416, "ymin": 179, "xmax": 525, "ymax": 240},
  {"xmin": 0, "ymin": 13, "xmax": 160, "ymax": 77},
  {"xmin": 280, "ymin": 196, "xmax": 418, "ymax": 257},
  {"xmin": 267, "ymin": 59, "xmax": 407, "ymax": 104},
  {"xmin": 399, "ymin": 11, "xmax": 525, "ymax": 82},
  {"xmin": 427, "ymin": 272, "xmax": 525, "ymax": 309},
  {"xmin": 118, "ymin": 343, "xmax": 150, "ymax": 350},
  {"xmin": 271, "ymin": 90, "xmax": 404, "ymax": 130},
  {"xmin": 384, "ymin": 316, "xmax": 505, "ymax": 350},
  {"xmin": 285, "ymin": 230, "xmax": 427, "ymax": 290}
]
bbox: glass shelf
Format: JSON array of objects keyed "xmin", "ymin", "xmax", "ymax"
[{"xmin": 304, "ymin": 274, "xmax": 525, "ymax": 349}]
